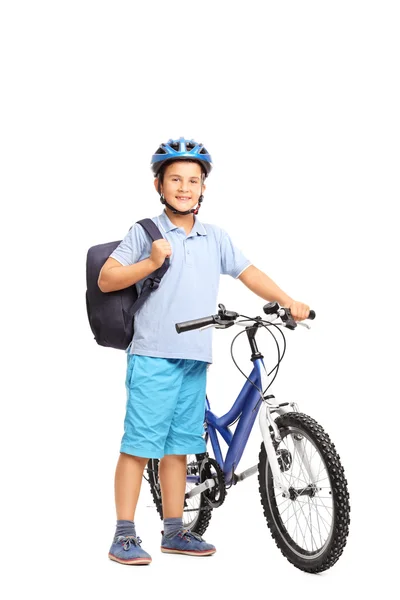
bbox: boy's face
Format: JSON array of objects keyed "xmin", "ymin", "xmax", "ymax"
[{"xmin": 154, "ymin": 161, "xmax": 206, "ymax": 213}]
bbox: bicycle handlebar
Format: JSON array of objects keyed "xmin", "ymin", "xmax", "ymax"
[
  {"xmin": 175, "ymin": 303, "xmax": 316, "ymax": 334},
  {"xmin": 175, "ymin": 315, "xmax": 217, "ymax": 333}
]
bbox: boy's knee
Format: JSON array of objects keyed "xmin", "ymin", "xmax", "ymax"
[
  {"xmin": 120, "ymin": 452, "xmax": 149, "ymax": 465},
  {"xmin": 160, "ymin": 454, "xmax": 187, "ymax": 464}
]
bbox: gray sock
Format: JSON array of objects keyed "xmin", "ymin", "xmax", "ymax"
[
  {"xmin": 115, "ymin": 519, "xmax": 136, "ymax": 539},
  {"xmin": 164, "ymin": 517, "xmax": 183, "ymax": 538}
]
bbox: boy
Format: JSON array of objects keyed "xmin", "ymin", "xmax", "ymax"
[{"xmin": 98, "ymin": 137, "xmax": 311, "ymax": 565}]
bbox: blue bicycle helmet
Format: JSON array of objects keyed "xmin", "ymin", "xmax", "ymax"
[{"xmin": 151, "ymin": 137, "xmax": 213, "ymax": 178}]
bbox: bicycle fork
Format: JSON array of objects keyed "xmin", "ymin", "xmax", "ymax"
[{"xmin": 259, "ymin": 366, "xmax": 320, "ymax": 497}]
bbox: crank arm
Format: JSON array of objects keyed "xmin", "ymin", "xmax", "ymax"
[{"xmin": 185, "ymin": 477, "xmax": 215, "ymax": 499}]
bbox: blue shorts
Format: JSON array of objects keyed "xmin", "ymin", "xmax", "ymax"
[{"xmin": 120, "ymin": 354, "xmax": 208, "ymax": 459}]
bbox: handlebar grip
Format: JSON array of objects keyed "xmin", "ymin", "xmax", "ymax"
[
  {"xmin": 308, "ymin": 310, "xmax": 316, "ymax": 320},
  {"xmin": 175, "ymin": 315, "xmax": 216, "ymax": 334}
]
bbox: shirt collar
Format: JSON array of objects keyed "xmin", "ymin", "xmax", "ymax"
[{"xmin": 157, "ymin": 209, "xmax": 207, "ymax": 237}]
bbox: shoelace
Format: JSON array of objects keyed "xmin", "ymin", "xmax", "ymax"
[
  {"xmin": 179, "ymin": 529, "xmax": 204, "ymax": 542},
  {"xmin": 117, "ymin": 535, "xmax": 143, "ymax": 551}
]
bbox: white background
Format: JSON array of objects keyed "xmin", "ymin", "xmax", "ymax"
[{"xmin": 1, "ymin": 1, "xmax": 399, "ymax": 598}]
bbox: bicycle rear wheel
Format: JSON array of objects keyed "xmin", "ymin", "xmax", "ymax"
[
  {"xmin": 258, "ymin": 412, "xmax": 350, "ymax": 573},
  {"xmin": 147, "ymin": 453, "xmax": 213, "ymax": 535}
]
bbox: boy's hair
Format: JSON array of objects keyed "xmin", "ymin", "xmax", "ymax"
[{"xmin": 157, "ymin": 159, "xmax": 206, "ymax": 184}]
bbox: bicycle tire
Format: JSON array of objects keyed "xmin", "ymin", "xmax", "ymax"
[
  {"xmin": 258, "ymin": 412, "xmax": 350, "ymax": 573},
  {"xmin": 147, "ymin": 453, "xmax": 213, "ymax": 535}
]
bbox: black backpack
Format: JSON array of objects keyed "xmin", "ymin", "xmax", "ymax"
[{"xmin": 86, "ymin": 218, "xmax": 170, "ymax": 350}]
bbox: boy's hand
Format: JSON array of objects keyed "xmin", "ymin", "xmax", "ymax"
[
  {"xmin": 287, "ymin": 300, "xmax": 311, "ymax": 322},
  {"xmin": 150, "ymin": 239, "xmax": 172, "ymax": 269}
]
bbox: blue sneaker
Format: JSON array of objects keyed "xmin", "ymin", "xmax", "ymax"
[
  {"xmin": 161, "ymin": 529, "xmax": 216, "ymax": 556},
  {"xmin": 108, "ymin": 534, "xmax": 152, "ymax": 565}
]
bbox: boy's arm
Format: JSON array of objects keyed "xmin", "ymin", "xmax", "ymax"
[
  {"xmin": 238, "ymin": 265, "xmax": 310, "ymax": 321},
  {"xmin": 98, "ymin": 238, "xmax": 172, "ymax": 293},
  {"xmin": 238, "ymin": 265, "xmax": 293, "ymax": 306},
  {"xmin": 98, "ymin": 257, "xmax": 157, "ymax": 293}
]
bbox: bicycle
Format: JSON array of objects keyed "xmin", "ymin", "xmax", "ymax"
[{"xmin": 146, "ymin": 302, "xmax": 350, "ymax": 573}]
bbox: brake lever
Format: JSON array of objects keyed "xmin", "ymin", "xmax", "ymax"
[
  {"xmin": 198, "ymin": 323, "xmax": 217, "ymax": 331},
  {"xmin": 297, "ymin": 322, "xmax": 311, "ymax": 330},
  {"xmin": 214, "ymin": 317, "xmax": 235, "ymax": 329},
  {"xmin": 199, "ymin": 319, "xmax": 235, "ymax": 332}
]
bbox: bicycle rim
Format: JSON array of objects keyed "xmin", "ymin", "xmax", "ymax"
[{"xmin": 266, "ymin": 425, "xmax": 334, "ymax": 558}]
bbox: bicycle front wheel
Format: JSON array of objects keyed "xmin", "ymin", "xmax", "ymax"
[{"xmin": 258, "ymin": 412, "xmax": 350, "ymax": 573}]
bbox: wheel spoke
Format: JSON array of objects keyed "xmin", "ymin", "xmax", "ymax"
[
  {"xmin": 298, "ymin": 499, "xmax": 333, "ymax": 513},
  {"xmin": 295, "ymin": 496, "xmax": 318, "ymax": 550},
  {"xmin": 278, "ymin": 499, "xmax": 293, "ymax": 518},
  {"xmin": 314, "ymin": 495, "xmax": 335, "ymax": 499},
  {"xmin": 291, "ymin": 503, "xmax": 308, "ymax": 549},
  {"xmin": 309, "ymin": 501, "xmax": 331, "ymax": 533},
  {"xmin": 314, "ymin": 475, "xmax": 330, "ymax": 484}
]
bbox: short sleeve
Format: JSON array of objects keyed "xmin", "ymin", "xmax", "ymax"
[
  {"xmin": 109, "ymin": 223, "xmax": 149, "ymax": 266},
  {"xmin": 220, "ymin": 230, "xmax": 252, "ymax": 278}
]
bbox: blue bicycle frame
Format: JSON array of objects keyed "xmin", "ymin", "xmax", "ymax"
[{"xmin": 188, "ymin": 358, "xmax": 265, "ymax": 486}]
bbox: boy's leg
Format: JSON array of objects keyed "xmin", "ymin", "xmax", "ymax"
[
  {"xmin": 160, "ymin": 359, "xmax": 207, "ymax": 522},
  {"xmin": 159, "ymin": 360, "xmax": 215, "ymax": 556},
  {"xmin": 158, "ymin": 454, "xmax": 187, "ymax": 518},
  {"xmin": 159, "ymin": 453, "xmax": 215, "ymax": 556},
  {"xmin": 115, "ymin": 452, "xmax": 148, "ymax": 520},
  {"xmin": 110, "ymin": 354, "xmax": 180, "ymax": 565},
  {"xmin": 109, "ymin": 452, "xmax": 152, "ymax": 565}
]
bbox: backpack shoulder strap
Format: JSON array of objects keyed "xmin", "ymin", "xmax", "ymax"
[
  {"xmin": 136, "ymin": 217, "xmax": 170, "ymax": 278},
  {"xmin": 136, "ymin": 218, "xmax": 164, "ymax": 241},
  {"xmin": 126, "ymin": 218, "xmax": 170, "ymax": 318}
]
